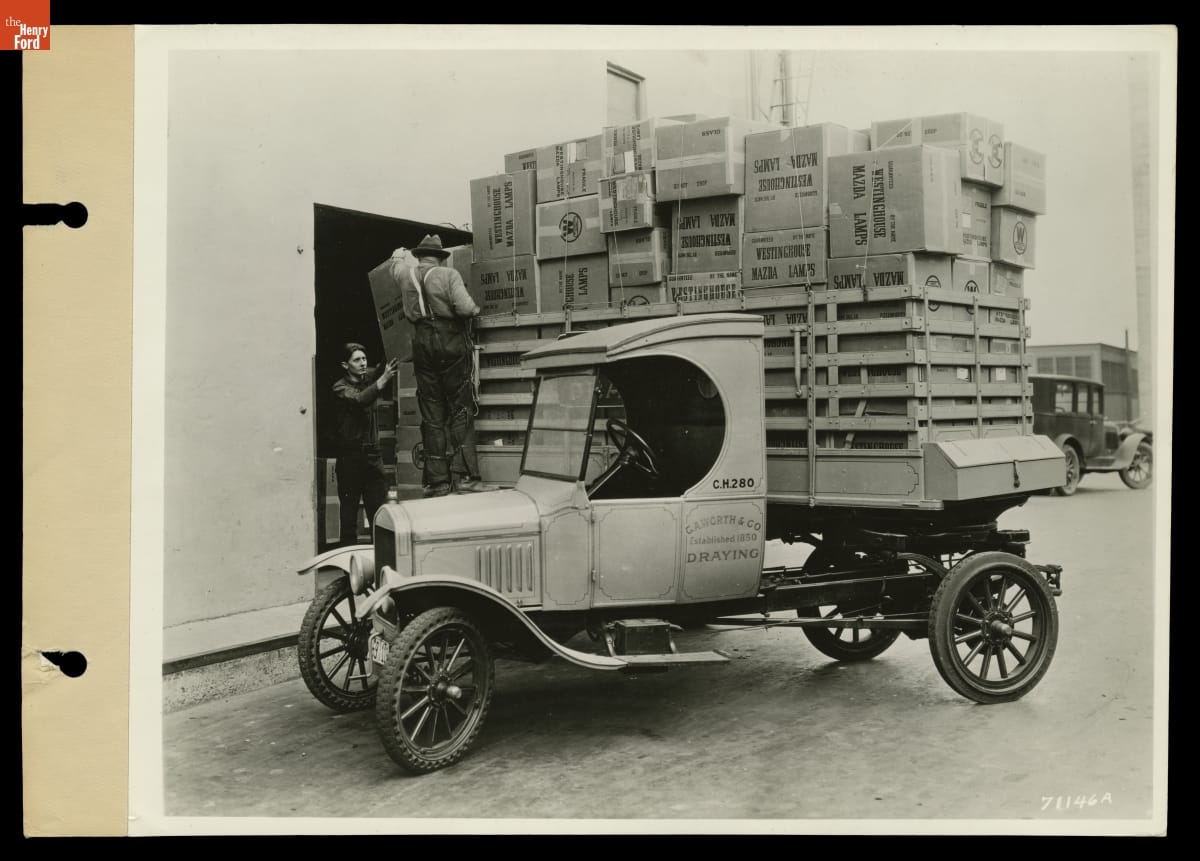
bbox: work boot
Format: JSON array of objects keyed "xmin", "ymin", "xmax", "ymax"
[
  {"xmin": 423, "ymin": 483, "xmax": 451, "ymax": 498},
  {"xmin": 455, "ymin": 476, "xmax": 496, "ymax": 493}
]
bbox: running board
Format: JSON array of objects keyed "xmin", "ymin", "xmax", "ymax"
[{"xmin": 619, "ymin": 650, "xmax": 731, "ymax": 669}]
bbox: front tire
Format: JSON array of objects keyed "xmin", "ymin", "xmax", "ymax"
[
  {"xmin": 376, "ymin": 607, "xmax": 495, "ymax": 774},
  {"xmin": 1119, "ymin": 442, "xmax": 1153, "ymax": 490},
  {"xmin": 298, "ymin": 576, "xmax": 378, "ymax": 712}
]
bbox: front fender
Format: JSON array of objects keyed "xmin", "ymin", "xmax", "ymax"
[
  {"xmin": 297, "ymin": 545, "xmax": 374, "ymax": 577},
  {"xmin": 367, "ymin": 573, "xmax": 626, "ymax": 672},
  {"xmin": 1111, "ymin": 432, "xmax": 1148, "ymax": 470}
]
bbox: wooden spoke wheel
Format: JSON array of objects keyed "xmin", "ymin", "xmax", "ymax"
[
  {"xmin": 297, "ymin": 576, "xmax": 378, "ymax": 712},
  {"xmin": 1119, "ymin": 442, "xmax": 1152, "ymax": 490},
  {"xmin": 928, "ymin": 552, "xmax": 1059, "ymax": 704},
  {"xmin": 376, "ymin": 607, "xmax": 495, "ymax": 774}
]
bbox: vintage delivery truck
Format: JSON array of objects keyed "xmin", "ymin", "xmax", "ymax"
[{"xmin": 296, "ymin": 311, "xmax": 1066, "ymax": 774}]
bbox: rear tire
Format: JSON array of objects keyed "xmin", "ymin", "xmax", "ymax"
[
  {"xmin": 928, "ymin": 552, "xmax": 1058, "ymax": 704},
  {"xmin": 1051, "ymin": 445, "xmax": 1082, "ymax": 496}
]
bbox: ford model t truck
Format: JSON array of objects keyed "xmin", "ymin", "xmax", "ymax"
[{"xmin": 297, "ymin": 313, "xmax": 1066, "ymax": 773}]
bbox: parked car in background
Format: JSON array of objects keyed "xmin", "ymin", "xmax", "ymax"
[{"xmin": 1031, "ymin": 374, "xmax": 1153, "ymax": 495}]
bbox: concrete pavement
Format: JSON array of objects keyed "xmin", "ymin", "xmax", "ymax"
[{"xmin": 159, "ymin": 474, "xmax": 1164, "ymax": 830}]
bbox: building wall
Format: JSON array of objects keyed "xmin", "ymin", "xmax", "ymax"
[
  {"xmin": 1029, "ymin": 343, "xmax": 1139, "ymax": 421},
  {"xmin": 164, "ymin": 50, "xmax": 751, "ymax": 627}
]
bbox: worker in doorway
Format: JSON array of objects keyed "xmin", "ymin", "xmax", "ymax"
[
  {"xmin": 392, "ymin": 234, "xmax": 493, "ymax": 497},
  {"xmin": 332, "ymin": 343, "xmax": 399, "ymax": 545}
]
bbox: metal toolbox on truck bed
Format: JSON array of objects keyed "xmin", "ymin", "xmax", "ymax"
[{"xmin": 923, "ymin": 435, "xmax": 1065, "ymax": 500}]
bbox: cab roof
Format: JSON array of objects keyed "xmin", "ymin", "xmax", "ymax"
[{"xmin": 521, "ymin": 313, "xmax": 765, "ymax": 370}]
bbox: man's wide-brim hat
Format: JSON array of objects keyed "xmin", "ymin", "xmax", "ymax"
[{"xmin": 411, "ymin": 234, "xmax": 451, "ymax": 259}]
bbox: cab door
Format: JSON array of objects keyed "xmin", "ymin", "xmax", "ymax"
[
  {"xmin": 590, "ymin": 500, "xmax": 682, "ymax": 607},
  {"xmin": 1083, "ymin": 383, "xmax": 1107, "ymax": 458}
]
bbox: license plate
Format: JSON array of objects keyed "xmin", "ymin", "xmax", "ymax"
[{"xmin": 368, "ymin": 633, "xmax": 390, "ymax": 667}]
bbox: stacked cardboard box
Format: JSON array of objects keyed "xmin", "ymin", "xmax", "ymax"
[
  {"xmin": 447, "ymin": 108, "xmax": 1045, "ymax": 487},
  {"xmin": 536, "ymin": 135, "xmax": 602, "ymax": 201}
]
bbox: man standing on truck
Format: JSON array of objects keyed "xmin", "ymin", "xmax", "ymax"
[
  {"xmin": 391, "ymin": 235, "xmax": 492, "ymax": 497},
  {"xmin": 332, "ymin": 343, "xmax": 400, "ymax": 546}
]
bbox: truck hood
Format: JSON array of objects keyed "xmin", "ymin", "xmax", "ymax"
[{"xmin": 401, "ymin": 489, "xmax": 540, "ymax": 541}]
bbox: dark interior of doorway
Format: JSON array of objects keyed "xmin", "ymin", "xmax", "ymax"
[{"xmin": 312, "ymin": 203, "xmax": 471, "ymax": 460}]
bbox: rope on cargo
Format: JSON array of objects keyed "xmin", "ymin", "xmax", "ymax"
[{"xmin": 507, "ymin": 171, "xmax": 519, "ymax": 319}]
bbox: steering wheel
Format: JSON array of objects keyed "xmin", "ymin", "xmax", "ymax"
[{"xmin": 605, "ymin": 418, "xmax": 660, "ymax": 478}]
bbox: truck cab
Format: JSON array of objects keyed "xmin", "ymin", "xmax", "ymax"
[{"xmin": 368, "ymin": 312, "xmax": 770, "ymax": 616}]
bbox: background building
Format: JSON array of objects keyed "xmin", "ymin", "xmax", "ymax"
[{"xmin": 1029, "ymin": 343, "xmax": 1140, "ymax": 422}]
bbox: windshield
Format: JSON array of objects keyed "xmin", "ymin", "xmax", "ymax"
[{"xmin": 521, "ymin": 372, "xmax": 598, "ymax": 481}]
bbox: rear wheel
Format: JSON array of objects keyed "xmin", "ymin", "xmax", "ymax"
[
  {"xmin": 928, "ymin": 552, "xmax": 1058, "ymax": 704},
  {"xmin": 297, "ymin": 576, "xmax": 377, "ymax": 712},
  {"xmin": 376, "ymin": 607, "xmax": 495, "ymax": 774},
  {"xmin": 1051, "ymin": 445, "xmax": 1082, "ymax": 496},
  {"xmin": 1119, "ymin": 442, "xmax": 1153, "ymax": 490}
]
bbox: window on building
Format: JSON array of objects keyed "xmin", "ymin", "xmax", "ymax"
[
  {"xmin": 1075, "ymin": 355, "xmax": 1094, "ymax": 381},
  {"xmin": 1054, "ymin": 356, "xmax": 1075, "ymax": 376},
  {"xmin": 1037, "ymin": 357, "xmax": 1055, "ymax": 374},
  {"xmin": 607, "ymin": 62, "xmax": 644, "ymax": 126}
]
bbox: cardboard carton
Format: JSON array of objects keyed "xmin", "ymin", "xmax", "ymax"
[
  {"xmin": 536, "ymin": 135, "xmax": 603, "ymax": 201},
  {"xmin": 827, "ymin": 146, "xmax": 964, "ymax": 258},
  {"xmin": 741, "ymin": 227, "xmax": 828, "ymax": 288},
  {"xmin": 600, "ymin": 117, "xmax": 684, "ymax": 176},
  {"xmin": 950, "ymin": 256, "xmax": 990, "ymax": 294},
  {"xmin": 744, "ymin": 124, "xmax": 869, "ymax": 232},
  {"xmin": 990, "ymin": 207, "xmax": 1037, "ymax": 268},
  {"xmin": 608, "ymin": 228, "xmax": 670, "ymax": 287},
  {"xmin": 611, "ymin": 284, "xmax": 665, "ymax": 306},
  {"xmin": 669, "ymin": 195, "xmax": 743, "ymax": 274},
  {"xmin": 469, "ymin": 255, "xmax": 537, "ymax": 316},
  {"xmin": 992, "ymin": 142, "xmax": 1047, "ymax": 214},
  {"xmin": 503, "ymin": 148, "xmax": 538, "ymax": 174},
  {"xmin": 469, "ymin": 171, "xmax": 537, "ymax": 261},
  {"xmin": 445, "ymin": 244, "xmax": 473, "ymax": 284},
  {"xmin": 959, "ymin": 180, "xmax": 992, "ymax": 260},
  {"xmin": 538, "ymin": 254, "xmax": 610, "ymax": 310},
  {"xmin": 989, "ymin": 262, "xmax": 1025, "ymax": 298},
  {"xmin": 598, "ymin": 170, "xmax": 661, "ymax": 233},
  {"xmin": 666, "ymin": 270, "xmax": 742, "ymax": 303},
  {"xmin": 826, "ymin": 253, "xmax": 952, "ymax": 292},
  {"xmin": 872, "ymin": 113, "xmax": 1005, "ymax": 186},
  {"xmin": 368, "ymin": 257, "xmax": 413, "ymax": 362},
  {"xmin": 655, "ymin": 116, "xmax": 774, "ymax": 201},
  {"xmin": 536, "ymin": 195, "xmax": 606, "ymax": 259}
]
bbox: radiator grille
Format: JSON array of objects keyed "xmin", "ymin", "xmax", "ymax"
[{"xmin": 374, "ymin": 526, "xmax": 396, "ymax": 575}]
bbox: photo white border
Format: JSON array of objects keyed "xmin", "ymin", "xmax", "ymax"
[{"xmin": 128, "ymin": 24, "xmax": 1175, "ymax": 837}]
